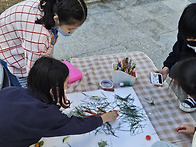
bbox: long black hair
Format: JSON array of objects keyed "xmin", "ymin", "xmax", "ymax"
[
  {"xmin": 170, "ymin": 57, "xmax": 196, "ymax": 98},
  {"xmin": 35, "ymin": 0, "xmax": 87, "ymax": 30},
  {"xmin": 27, "ymin": 56, "xmax": 69, "ymax": 108},
  {"xmin": 178, "ymin": 3, "xmax": 196, "ymax": 39}
]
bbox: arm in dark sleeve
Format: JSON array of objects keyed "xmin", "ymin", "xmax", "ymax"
[
  {"xmin": 163, "ymin": 33, "xmax": 185, "ymax": 70},
  {"xmin": 43, "ymin": 111, "xmax": 103, "ymax": 137}
]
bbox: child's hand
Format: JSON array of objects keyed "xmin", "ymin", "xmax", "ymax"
[
  {"xmin": 154, "ymin": 67, "xmax": 169, "ymax": 82},
  {"xmin": 176, "ymin": 124, "xmax": 195, "ymax": 135},
  {"xmin": 101, "ymin": 110, "xmax": 119, "ymax": 123}
]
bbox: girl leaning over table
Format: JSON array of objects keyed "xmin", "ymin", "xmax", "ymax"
[
  {"xmin": 0, "ymin": 0, "xmax": 87, "ymax": 88},
  {"xmin": 152, "ymin": 58, "xmax": 196, "ymax": 147},
  {"xmin": 0, "ymin": 56, "xmax": 119, "ymax": 147}
]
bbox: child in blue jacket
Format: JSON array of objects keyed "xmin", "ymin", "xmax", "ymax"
[{"xmin": 0, "ymin": 57, "xmax": 118, "ymax": 147}]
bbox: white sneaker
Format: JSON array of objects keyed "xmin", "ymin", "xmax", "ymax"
[{"xmin": 179, "ymin": 97, "xmax": 196, "ymax": 112}]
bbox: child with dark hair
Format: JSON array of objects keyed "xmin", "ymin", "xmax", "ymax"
[
  {"xmin": 156, "ymin": 3, "xmax": 196, "ymax": 112},
  {"xmin": 169, "ymin": 58, "xmax": 196, "ymax": 112},
  {"xmin": 0, "ymin": 0, "xmax": 87, "ymax": 87},
  {"xmin": 152, "ymin": 58, "xmax": 196, "ymax": 147},
  {"xmin": 0, "ymin": 56, "xmax": 118, "ymax": 147}
]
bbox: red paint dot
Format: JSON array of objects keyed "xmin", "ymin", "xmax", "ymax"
[{"xmin": 146, "ymin": 135, "xmax": 151, "ymax": 140}]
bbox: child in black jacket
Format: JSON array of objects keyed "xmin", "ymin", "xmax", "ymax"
[{"xmin": 156, "ymin": 3, "xmax": 196, "ymax": 112}]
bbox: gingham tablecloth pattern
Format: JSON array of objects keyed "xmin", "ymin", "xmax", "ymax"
[{"xmin": 67, "ymin": 51, "xmax": 195, "ymax": 147}]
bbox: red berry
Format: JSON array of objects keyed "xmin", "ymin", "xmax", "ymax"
[{"xmin": 146, "ymin": 135, "xmax": 151, "ymax": 140}]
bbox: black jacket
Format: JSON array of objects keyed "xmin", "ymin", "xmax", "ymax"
[{"xmin": 163, "ymin": 33, "xmax": 196, "ymax": 69}]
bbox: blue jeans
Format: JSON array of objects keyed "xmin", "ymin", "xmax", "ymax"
[{"xmin": 0, "ymin": 59, "xmax": 21, "ymax": 87}]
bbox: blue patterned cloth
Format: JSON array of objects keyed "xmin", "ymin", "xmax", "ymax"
[{"xmin": 0, "ymin": 59, "xmax": 21, "ymax": 87}]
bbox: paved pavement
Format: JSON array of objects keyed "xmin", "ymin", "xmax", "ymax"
[{"xmin": 53, "ymin": 0, "xmax": 196, "ymax": 119}]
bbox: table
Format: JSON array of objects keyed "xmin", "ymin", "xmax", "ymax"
[{"xmin": 67, "ymin": 51, "xmax": 196, "ymax": 147}]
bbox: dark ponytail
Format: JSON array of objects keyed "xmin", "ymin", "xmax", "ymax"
[{"xmin": 36, "ymin": 0, "xmax": 87, "ymax": 30}]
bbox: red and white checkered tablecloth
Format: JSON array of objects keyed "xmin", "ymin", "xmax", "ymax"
[{"xmin": 67, "ymin": 51, "xmax": 195, "ymax": 147}]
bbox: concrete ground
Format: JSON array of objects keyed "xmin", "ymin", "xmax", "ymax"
[{"xmin": 53, "ymin": 0, "xmax": 196, "ymax": 120}]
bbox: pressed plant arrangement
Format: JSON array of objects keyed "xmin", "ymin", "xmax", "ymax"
[{"xmin": 66, "ymin": 93, "xmax": 147, "ymax": 137}]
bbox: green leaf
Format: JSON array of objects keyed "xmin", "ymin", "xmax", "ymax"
[
  {"xmin": 39, "ymin": 141, "xmax": 44, "ymax": 147},
  {"xmin": 98, "ymin": 140, "xmax": 108, "ymax": 147},
  {"xmin": 62, "ymin": 136, "xmax": 70, "ymax": 143}
]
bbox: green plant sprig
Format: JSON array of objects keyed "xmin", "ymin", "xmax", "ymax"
[
  {"xmin": 68, "ymin": 94, "xmax": 146, "ymax": 136},
  {"xmin": 114, "ymin": 94, "xmax": 147, "ymax": 135},
  {"xmin": 98, "ymin": 140, "xmax": 108, "ymax": 147}
]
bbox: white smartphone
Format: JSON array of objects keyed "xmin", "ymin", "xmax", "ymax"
[{"xmin": 150, "ymin": 72, "xmax": 163, "ymax": 86}]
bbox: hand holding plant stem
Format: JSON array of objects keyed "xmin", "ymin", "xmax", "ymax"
[{"xmin": 101, "ymin": 110, "xmax": 119, "ymax": 123}]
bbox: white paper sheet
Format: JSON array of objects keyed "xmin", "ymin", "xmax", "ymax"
[{"xmin": 38, "ymin": 87, "xmax": 160, "ymax": 147}]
